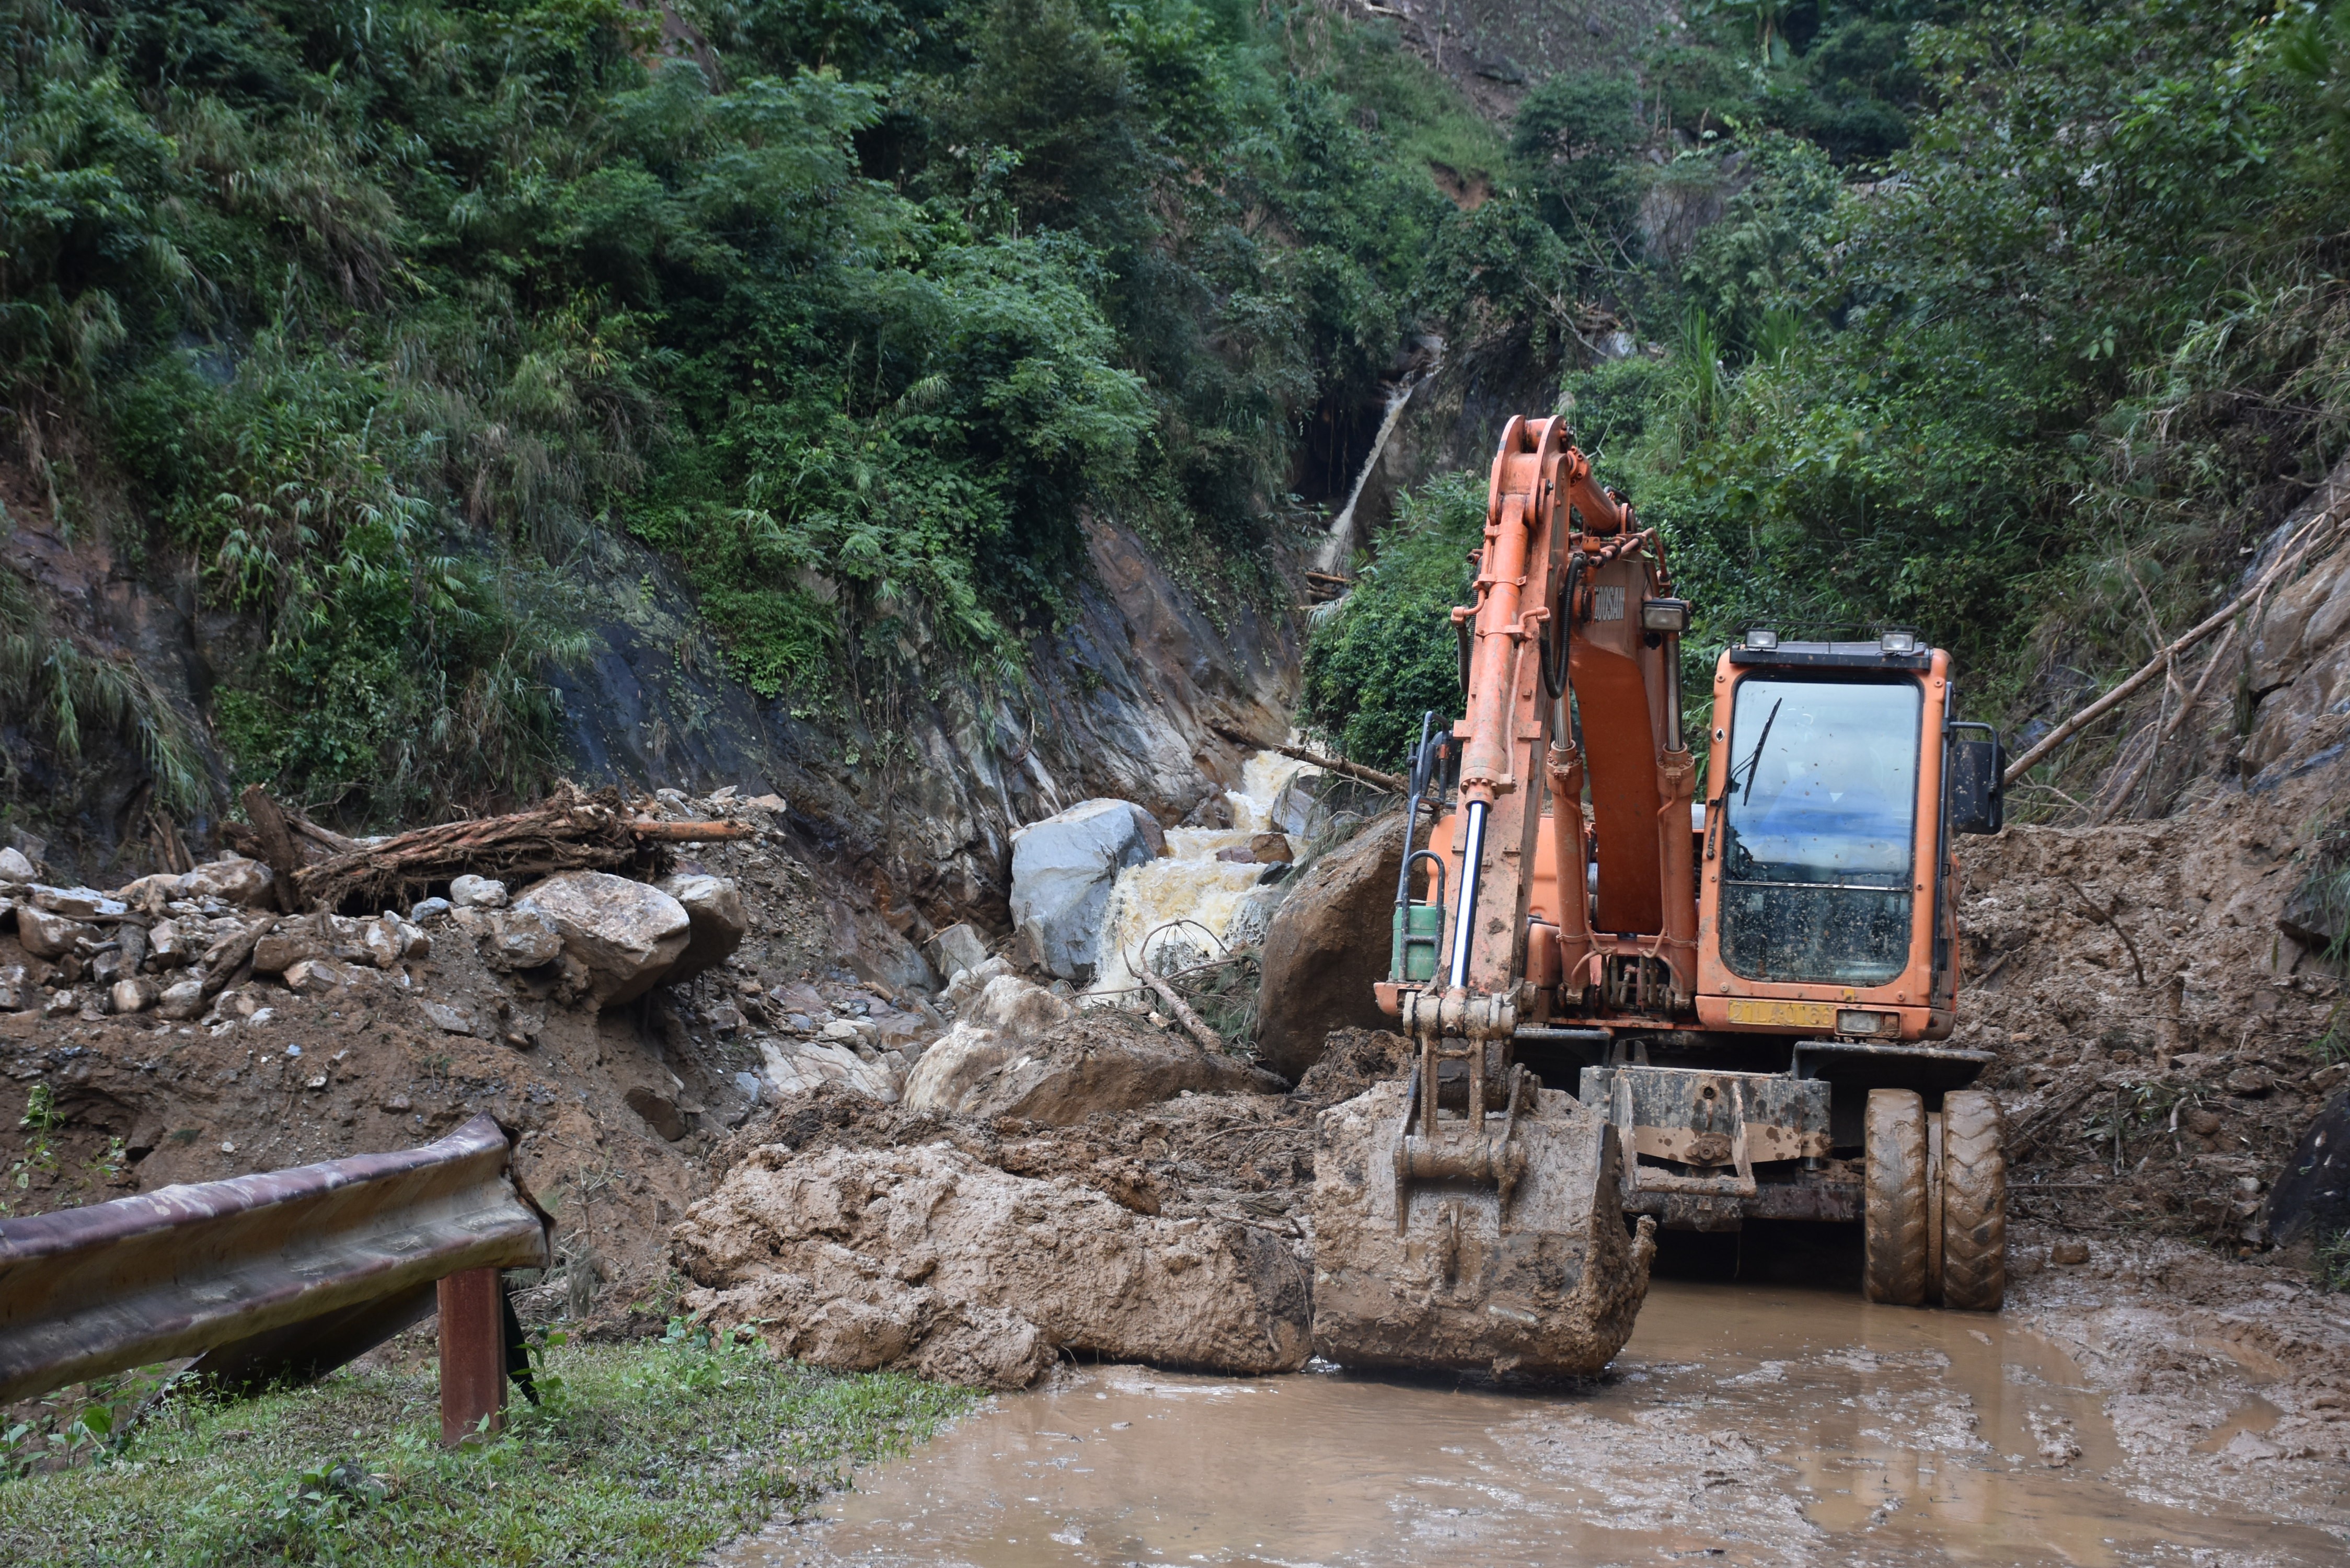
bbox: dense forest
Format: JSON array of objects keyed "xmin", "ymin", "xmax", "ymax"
[
  {"xmin": 1304, "ymin": 0, "xmax": 2350, "ymax": 805},
  {"xmin": 7, "ymin": 0, "xmax": 2350, "ymax": 824}
]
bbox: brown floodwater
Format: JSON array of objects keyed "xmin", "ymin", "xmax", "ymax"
[{"xmin": 713, "ymin": 1279, "xmax": 2347, "ymax": 1568}]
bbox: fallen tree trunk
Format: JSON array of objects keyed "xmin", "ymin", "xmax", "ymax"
[
  {"xmin": 292, "ymin": 785, "xmax": 655, "ymax": 913},
  {"xmin": 1143, "ymin": 970, "xmax": 1227, "ymax": 1055},
  {"xmin": 1207, "ymin": 723, "xmax": 1407, "ymax": 792}
]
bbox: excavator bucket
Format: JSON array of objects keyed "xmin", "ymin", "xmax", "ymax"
[{"xmin": 1311, "ymin": 1076, "xmax": 1654, "ymax": 1377}]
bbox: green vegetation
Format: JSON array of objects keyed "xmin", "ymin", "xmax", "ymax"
[
  {"xmin": 1307, "ymin": 2, "xmax": 2350, "ymax": 813},
  {"xmin": 1, "ymin": 0, "xmax": 1504, "ymax": 821},
  {"xmin": 0, "ymin": 1326, "xmax": 974, "ymax": 1566},
  {"xmin": 16, "ymin": 0, "xmax": 2349, "ymax": 821},
  {"xmin": 1299, "ymin": 474, "xmax": 1481, "ymax": 771}
]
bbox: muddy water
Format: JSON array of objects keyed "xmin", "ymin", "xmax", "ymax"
[{"xmin": 716, "ymin": 1280, "xmax": 2345, "ymax": 1568}]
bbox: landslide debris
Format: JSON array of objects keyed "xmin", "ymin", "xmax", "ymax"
[
  {"xmin": 674, "ymin": 1140, "xmax": 1311, "ymax": 1388},
  {"xmin": 677, "ymin": 1028, "xmax": 1418, "ymax": 1386},
  {"xmin": 904, "ymin": 972, "xmax": 1285, "ymax": 1123},
  {"xmin": 0, "ymin": 786, "xmax": 953, "ymax": 1308}
]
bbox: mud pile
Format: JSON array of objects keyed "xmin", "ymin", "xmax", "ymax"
[
  {"xmin": 1951, "ymin": 775, "xmax": 2345, "ymax": 1249},
  {"xmin": 671, "ymin": 1028, "xmax": 1419, "ymax": 1385}
]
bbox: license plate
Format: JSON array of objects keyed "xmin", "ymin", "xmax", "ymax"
[{"xmin": 1724, "ymin": 998, "xmax": 1839, "ymax": 1028}]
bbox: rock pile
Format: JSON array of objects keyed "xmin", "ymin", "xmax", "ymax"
[
  {"xmin": 672, "ymin": 1027, "xmax": 1418, "ymax": 1388},
  {"xmin": 0, "ymin": 845, "xmax": 748, "ymax": 1039}
]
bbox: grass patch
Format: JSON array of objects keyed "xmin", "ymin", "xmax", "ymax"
[{"xmin": 0, "ymin": 1327, "xmax": 975, "ymax": 1567}]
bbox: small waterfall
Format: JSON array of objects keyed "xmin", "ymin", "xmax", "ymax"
[
  {"xmin": 1088, "ymin": 750, "xmax": 1317, "ymax": 998},
  {"xmin": 1311, "ymin": 355, "xmax": 1441, "ymax": 577}
]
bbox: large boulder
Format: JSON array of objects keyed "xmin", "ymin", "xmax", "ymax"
[
  {"xmin": 1009, "ymin": 799, "xmax": 1164, "ymax": 979},
  {"xmin": 903, "ymin": 976, "xmax": 1282, "ymax": 1123},
  {"xmin": 656, "ymin": 873, "xmax": 748, "ymax": 983},
  {"xmin": 1254, "ymin": 814, "xmax": 1407, "ymax": 1083},
  {"xmin": 14, "ymin": 905, "xmax": 96, "ymax": 961},
  {"xmin": 180, "ymin": 856, "xmax": 276, "ymax": 908},
  {"xmin": 513, "ymin": 871, "xmax": 691, "ymax": 1007},
  {"xmin": 675, "ymin": 1140, "xmax": 1311, "ymax": 1389}
]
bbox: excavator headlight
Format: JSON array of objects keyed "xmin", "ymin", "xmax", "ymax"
[
  {"xmin": 1742, "ymin": 627, "xmax": 1780, "ymax": 651},
  {"xmin": 1837, "ymin": 1010, "xmax": 1891, "ymax": 1036},
  {"xmin": 1879, "ymin": 629, "xmax": 1919, "ymax": 654},
  {"xmin": 1641, "ymin": 598, "xmax": 1691, "ymax": 633}
]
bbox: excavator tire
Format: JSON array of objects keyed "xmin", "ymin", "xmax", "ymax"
[
  {"xmin": 1863, "ymin": 1089, "xmax": 1928, "ymax": 1306},
  {"xmin": 1938, "ymin": 1090, "xmax": 2008, "ymax": 1311}
]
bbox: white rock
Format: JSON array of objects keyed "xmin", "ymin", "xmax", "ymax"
[
  {"xmin": 146, "ymin": 920, "xmax": 195, "ymax": 969},
  {"xmin": 1008, "ymin": 799, "xmax": 1164, "ymax": 980},
  {"xmin": 419, "ymin": 1000, "xmax": 478, "ymax": 1036},
  {"xmin": 156, "ymin": 979, "xmax": 206, "ymax": 1020},
  {"xmin": 513, "ymin": 871, "xmax": 691, "ymax": 1007},
  {"xmin": 820, "ymin": 1019, "xmax": 861, "ymax": 1042},
  {"xmin": 943, "ymin": 954, "xmax": 1013, "ymax": 1008},
  {"xmin": 109, "ymin": 977, "xmax": 157, "ymax": 1013},
  {"xmin": 450, "ymin": 874, "xmax": 509, "ymax": 909},
  {"xmin": 33, "ymin": 885, "xmax": 126, "ymax": 920},
  {"xmin": 757, "ymin": 1037, "xmax": 901, "ymax": 1102},
  {"xmin": 111, "ymin": 872, "xmax": 186, "ymax": 906},
  {"xmin": 475, "ymin": 907, "xmax": 562, "ymax": 971},
  {"xmin": 281, "ymin": 958, "xmax": 343, "ymax": 995},
  {"xmin": 925, "ymin": 921, "xmax": 992, "ymax": 981},
  {"xmin": 0, "ymin": 847, "xmax": 35, "ymax": 883},
  {"xmin": 16, "ymin": 906, "xmax": 95, "ymax": 960},
  {"xmin": 181, "ymin": 856, "xmax": 274, "ymax": 908},
  {"xmin": 965, "ymin": 973, "xmax": 1073, "ymax": 1036}
]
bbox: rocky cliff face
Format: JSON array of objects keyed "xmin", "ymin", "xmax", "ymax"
[
  {"xmin": 3, "ymin": 473, "xmax": 1301, "ymax": 979},
  {"xmin": 547, "ymin": 516, "xmax": 1301, "ymax": 961}
]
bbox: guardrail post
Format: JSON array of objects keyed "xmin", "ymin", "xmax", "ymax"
[{"xmin": 438, "ymin": 1267, "xmax": 506, "ymax": 1446}]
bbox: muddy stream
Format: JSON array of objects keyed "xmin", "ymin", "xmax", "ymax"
[{"xmin": 715, "ymin": 1278, "xmax": 2344, "ymax": 1568}]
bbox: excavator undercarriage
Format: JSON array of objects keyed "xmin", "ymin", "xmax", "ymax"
[{"xmin": 1307, "ymin": 416, "xmax": 2012, "ymax": 1377}]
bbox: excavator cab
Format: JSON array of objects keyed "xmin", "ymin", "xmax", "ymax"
[{"xmin": 1312, "ymin": 418, "xmax": 2010, "ymax": 1383}]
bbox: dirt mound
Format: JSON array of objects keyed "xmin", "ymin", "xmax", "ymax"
[
  {"xmin": 0, "ymin": 787, "xmax": 953, "ymax": 1319},
  {"xmin": 1294, "ymin": 1026, "xmax": 1412, "ymax": 1103},
  {"xmin": 1951, "ymin": 771, "xmax": 2346, "ymax": 1248},
  {"xmin": 674, "ymin": 1140, "xmax": 1311, "ymax": 1389}
]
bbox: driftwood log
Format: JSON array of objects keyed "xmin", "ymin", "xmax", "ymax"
[{"xmin": 286, "ymin": 785, "xmax": 735, "ymax": 913}]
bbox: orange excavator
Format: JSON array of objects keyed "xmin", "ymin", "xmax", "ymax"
[{"xmin": 1309, "ymin": 416, "xmax": 2009, "ymax": 1376}]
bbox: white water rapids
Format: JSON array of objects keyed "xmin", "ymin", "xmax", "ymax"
[{"xmin": 1086, "ymin": 749, "xmax": 1318, "ymax": 998}]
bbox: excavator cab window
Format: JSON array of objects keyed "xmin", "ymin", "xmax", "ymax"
[{"xmin": 1717, "ymin": 675, "xmax": 1922, "ymax": 986}]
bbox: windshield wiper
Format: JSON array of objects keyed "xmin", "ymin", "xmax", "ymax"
[{"xmin": 1735, "ymin": 698, "xmax": 1783, "ymax": 806}]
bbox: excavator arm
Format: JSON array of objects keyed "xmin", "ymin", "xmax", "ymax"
[
  {"xmin": 1306, "ymin": 418, "xmax": 1662, "ymax": 1380},
  {"xmin": 1390, "ymin": 416, "xmax": 1693, "ymax": 1034}
]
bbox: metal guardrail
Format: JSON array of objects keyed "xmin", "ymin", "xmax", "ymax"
[{"xmin": 0, "ymin": 1114, "xmax": 552, "ymax": 1442}]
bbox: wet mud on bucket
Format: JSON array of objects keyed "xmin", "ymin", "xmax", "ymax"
[{"xmin": 711, "ymin": 1278, "xmax": 2348, "ymax": 1568}]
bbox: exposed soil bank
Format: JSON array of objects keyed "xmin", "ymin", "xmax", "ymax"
[{"xmin": 717, "ymin": 1267, "xmax": 2348, "ymax": 1568}]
